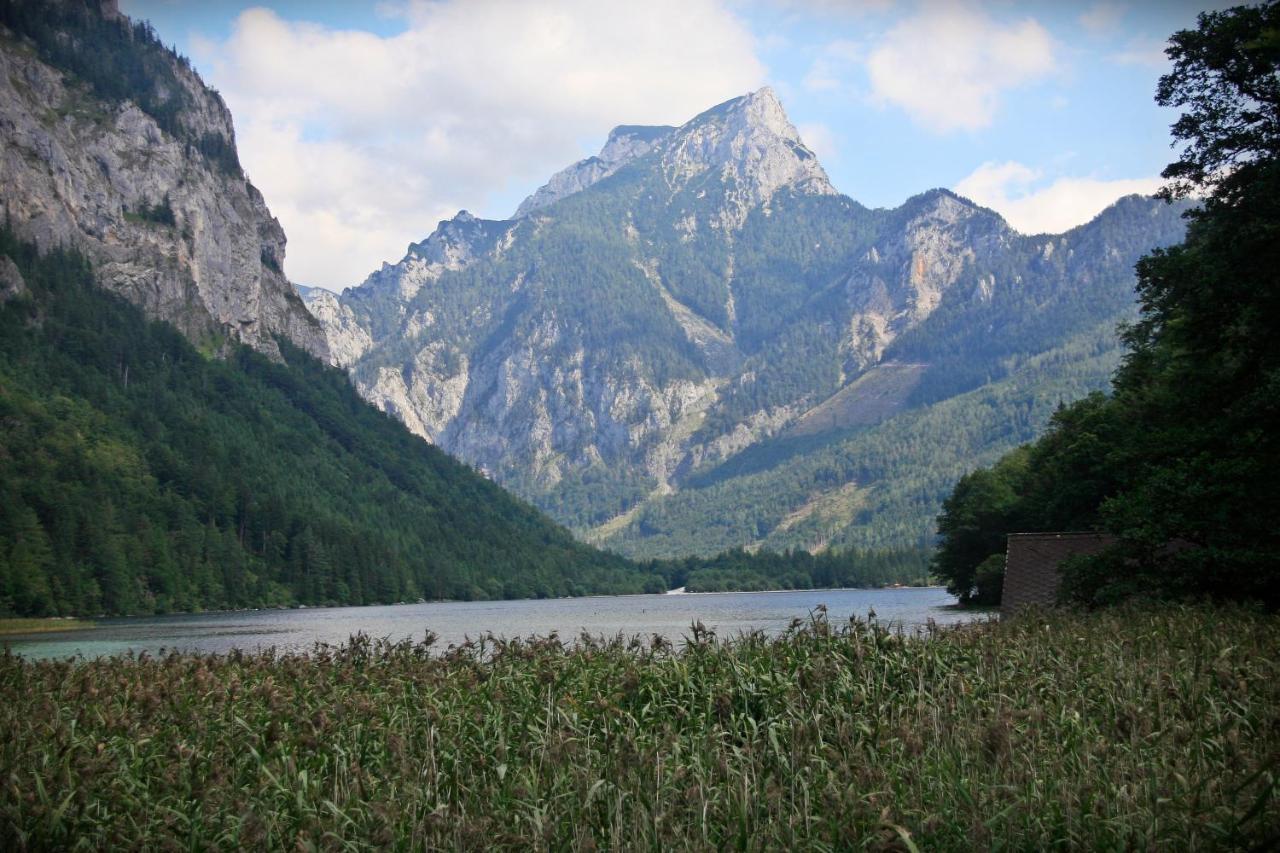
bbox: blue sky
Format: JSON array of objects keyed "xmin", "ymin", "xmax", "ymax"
[{"xmin": 121, "ymin": 0, "xmax": 1222, "ymax": 290}]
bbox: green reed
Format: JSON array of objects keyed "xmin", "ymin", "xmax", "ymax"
[{"xmin": 2, "ymin": 605, "xmax": 1276, "ymax": 850}]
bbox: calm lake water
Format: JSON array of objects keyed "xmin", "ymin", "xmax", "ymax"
[{"xmin": 3, "ymin": 587, "xmax": 985, "ymax": 660}]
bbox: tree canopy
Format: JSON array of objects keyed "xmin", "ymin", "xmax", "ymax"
[{"xmin": 933, "ymin": 1, "xmax": 1280, "ymax": 609}]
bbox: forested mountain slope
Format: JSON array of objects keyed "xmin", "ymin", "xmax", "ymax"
[
  {"xmin": 309, "ymin": 89, "xmax": 1190, "ymax": 557},
  {"xmin": 0, "ymin": 1, "xmax": 662, "ymax": 617},
  {"xmin": 0, "ymin": 228, "xmax": 651, "ymax": 616}
]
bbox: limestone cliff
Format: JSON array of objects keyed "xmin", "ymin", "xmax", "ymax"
[{"xmin": 0, "ymin": 0, "xmax": 327, "ymax": 360}]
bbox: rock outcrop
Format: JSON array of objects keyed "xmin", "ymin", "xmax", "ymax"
[
  {"xmin": 0, "ymin": 2, "xmax": 327, "ymax": 360},
  {"xmin": 515, "ymin": 125, "xmax": 673, "ymax": 218},
  {"xmin": 841, "ymin": 190, "xmax": 1011, "ymax": 374}
]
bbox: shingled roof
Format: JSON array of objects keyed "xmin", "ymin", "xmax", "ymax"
[{"xmin": 1001, "ymin": 532, "xmax": 1116, "ymax": 614}]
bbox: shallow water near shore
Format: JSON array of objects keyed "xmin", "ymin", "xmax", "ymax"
[{"xmin": 3, "ymin": 586, "xmax": 983, "ymax": 660}]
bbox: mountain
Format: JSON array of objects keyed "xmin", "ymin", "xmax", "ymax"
[
  {"xmin": 0, "ymin": 0, "xmax": 326, "ymax": 360},
  {"xmin": 0, "ymin": 1, "xmax": 661, "ymax": 616},
  {"xmin": 308, "ymin": 88, "xmax": 1189, "ymax": 558},
  {"xmin": 0, "ymin": 228, "xmax": 654, "ymax": 616}
]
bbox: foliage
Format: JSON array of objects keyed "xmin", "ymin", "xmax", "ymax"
[
  {"xmin": 1, "ymin": 606, "xmax": 1276, "ymax": 849},
  {"xmin": 0, "ymin": 226, "xmax": 661, "ymax": 616},
  {"xmin": 0, "ymin": 225, "xmax": 936, "ymax": 613},
  {"xmin": 1157, "ymin": 2, "xmax": 1280, "ymax": 202},
  {"xmin": 931, "ymin": 447, "xmax": 1030, "ymax": 604},
  {"xmin": 576, "ymin": 191, "xmax": 1181, "ymax": 557},
  {"xmin": 0, "ymin": 0, "xmax": 239, "ymax": 176},
  {"xmin": 124, "ymin": 194, "xmax": 174, "ymax": 227},
  {"xmin": 606, "ymin": 326, "xmax": 1128, "ymax": 559},
  {"xmin": 193, "ymin": 130, "xmax": 242, "ymax": 178},
  {"xmin": 642, "ymin": 546, "xmax": 933, "ymax": 593},
  {"xmin": 932, "ymin": 2, "xmax": 1280, "ymax": 609}
]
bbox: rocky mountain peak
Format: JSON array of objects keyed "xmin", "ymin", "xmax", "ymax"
[
  {"xmin": 694, "ymin": 86, "xmax": 790, "ymax": 135},
  {"xmin": 661, "ymin": 86, "xmax": 837, "ymax": 227},
  {"xmin": 407, "ymin": 210, "xmax": 491, "ymax": 261},
  {"xmin": 515, "ymin": 88, "xmax": 833, "ymax": 222},
  {"xmin": 514, "ymin": 125, "xmax": 674, "ymax": 218}
]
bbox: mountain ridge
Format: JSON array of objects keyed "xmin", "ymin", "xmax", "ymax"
[{"xmin": 305, "ymin": 88, "xmax": 1189, "ymax": 558}]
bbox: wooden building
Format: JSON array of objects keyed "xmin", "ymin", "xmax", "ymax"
[{"xmin": 1001, "ymin": 532, "xmax": 1117, "ymax": 614}]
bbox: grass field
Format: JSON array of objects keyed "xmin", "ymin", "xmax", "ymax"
[{"xmin": 1, "ymin": 605, "xmax": 1276, "ymax": 850}]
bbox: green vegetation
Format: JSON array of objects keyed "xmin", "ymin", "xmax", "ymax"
[
  {"xmin": 607, "ymin": 324, "xmax": 1129, "ymax": 558},
  {"xmin": 0, "ymin": 617, "xmax": 92, "ymax": 635},
  {"xmin": 2, "ymin": 606, "xmax": 1276, "ymax": 849},
  {"xmin": 0, "ymin": 0, "xmax": 241, "ymax": 176},
  {"xmin": 0, "ymin": 225, "xmax": 659, "ymax": 617},
  {"xmin": 0, "ymin": 225, "xmax": 938, "ymax": 616},
  {"xmin": 122, "ymin": 194, "xmax": 175, "ymax": 228},
  {"xmin": 582, "ymin": 193, "xmax": 1184, "ymax": 557},
  {"xmin": 933, "ymin": 2, "xmax": 1280, "ymax": 609},
  {"xmin": 644, "ymin": 546, "xmax": 932, "ymax": 593},
  {"xmin": 341, "ymin": 121, "xmax": 1184, "ymax": 556}
]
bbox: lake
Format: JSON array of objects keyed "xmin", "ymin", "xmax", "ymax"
[{"xmin": 3, "ymin": 587, "xmax": 985, "ymax": 660}]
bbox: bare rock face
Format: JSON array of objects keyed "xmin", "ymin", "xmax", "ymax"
[
  {"xmin": 0, "ymin": 12, "xmax": 327, "ymax": 361},
  {"xmin": 0, "ymin": 255, "xmax": 25, "ymax": 303},
  {"xmin": 661, "ymin": 87, "xmax": 837, "ymax": 229},
  {"xmin": 299, "ymin": 287, "xmax": 372, "ymax": 369},
  {"xmin": 514, "ymin": 88, "xmax": 836, "ymax": 229},
  {"xmin": 841, "ymin": 191, "xmax": 1010, "ymax": 374},
  {"xmin": 305, "ymin": 87, "xmax": 854, "ymax": 521},
  {"xmin": 515, "ymin": 126, "xmax": 673, "ymax": 218},
  {"xmin": 304, "ymin": 85, "xmax": 1183, "ymax": 556}
]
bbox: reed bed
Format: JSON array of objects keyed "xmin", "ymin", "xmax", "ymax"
[
  {"xmin": 1, "ymin": 606, "xmax": 1277, "ymax": 850},
  {"xmin": 0, "ymin": 618, "xmax": 94, "ymax": 636}
]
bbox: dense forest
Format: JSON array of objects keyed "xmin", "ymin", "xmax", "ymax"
[
  {"xmin": 643, "ymin": 547, "xmax": 932, "ymax": 593},
  {"xmin": 605, "ymin": 323, "xmax": 1133, "ymax": 558},
  {"xmin": 0, "ymin": 226, "xmax": 673, "ymax": 615},
  {"xmin": 0, "ymin": 226, "xmax": 941, "ymax": 616},
  {"xmin": 932, "ymin": 2, "xmax": 1280, "ymax": 609}
]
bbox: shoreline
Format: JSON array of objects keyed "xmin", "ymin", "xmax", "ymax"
[
  {"xmin": 0, "ymin": 617, "xmax": 96, "ymax": 636},
  {"xmin": 1, "ymin": 584, "xmax": 951, "ymax": 624}
]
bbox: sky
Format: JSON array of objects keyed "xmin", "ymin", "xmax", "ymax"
[{"xmin": 120, "ymin": 0, "xmax": 1224, "ymax": 291}]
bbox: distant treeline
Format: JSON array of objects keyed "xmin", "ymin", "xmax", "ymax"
[{"xmin": 642, "ymin": 547, "xmax": 933, "ymax": 593}]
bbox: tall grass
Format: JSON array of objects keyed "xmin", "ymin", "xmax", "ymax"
[{"xmin": 2, "ymin": 606, "xmax": 1276, "ymax": 849}]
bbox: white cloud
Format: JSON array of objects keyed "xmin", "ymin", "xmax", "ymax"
[
  {"xmin": 1079, "ymin": 2, "xmax": 1126, "ymax": 35},
  {"xmin": 954, "ymin": 160, "xmax": 1163, "ymax": 234},
  {"xmin": 802, "ymin": 39, "xmax": 861, "ymax": 93},
  {"xmin": 1112, "ymin": 37, "xmax": 1170, "ymax": 68},
  {"xmin": 197, "ymin": 1, "xmax": 764, "ymax": 289},
  {"xmin": 865, "ymin": 5, "xmax": 1057, "ymax": 133},
  {"xmin": 766, "ymin": 0, "xmax": 895, "ymax": 18},
  {"xmin": 797, "ymin": 122, "xmax": 838, "ymax": 162}
]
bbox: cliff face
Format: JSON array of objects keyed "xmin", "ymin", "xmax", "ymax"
[{"xmin": 0, "ymin": 2, "xmax": 327, "ymax": 360}]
